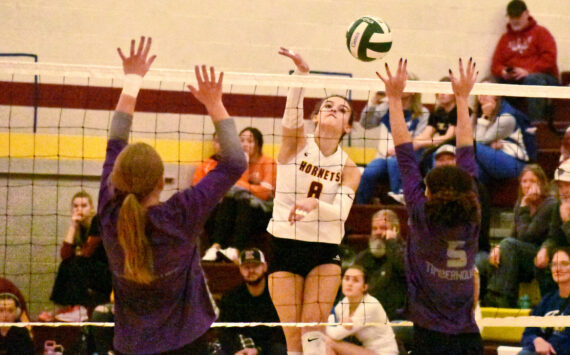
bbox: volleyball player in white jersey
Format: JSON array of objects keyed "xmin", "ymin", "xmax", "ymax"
[{"xmin": 267, "ymin": 48, "xmax": 361, "ymax": 355}]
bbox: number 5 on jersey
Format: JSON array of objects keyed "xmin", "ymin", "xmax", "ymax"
[{"xmin": 447, "ymin": 241, "xmax": 467, "ymax": 268}]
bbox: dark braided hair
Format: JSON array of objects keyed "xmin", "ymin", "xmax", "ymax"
[{"xmin": 425, "ymin": 166, "xmax": 481, "ymax": 227}]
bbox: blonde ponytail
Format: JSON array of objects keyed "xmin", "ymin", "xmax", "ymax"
[
  {"xmin": 111, "ymin": 142, "xmax": 164, "ymax": 284},
  {"xmin": 117, "ymin": 193, "xmax": 153, "ymax": 284}
]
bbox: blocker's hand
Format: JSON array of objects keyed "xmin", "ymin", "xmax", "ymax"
[
  {"xmin": 117, "ymin": 36, "xmax": 156, "ymax": 77},
  {"xmin": 376, "ymin": 58, "xmax": 407, "ymax": 99}
]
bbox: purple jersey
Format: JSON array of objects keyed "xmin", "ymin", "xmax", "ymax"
[
  {"xmin": 395, "ymin": 142, "xmax": 479, "ymax": 334},
  {"xmin": 98, "ymin": 137, "xmax": 245, "ymax": 354}
]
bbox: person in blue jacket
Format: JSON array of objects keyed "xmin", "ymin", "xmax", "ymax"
[{"xmin": 519, "ymin": 246, "xmax": 570, "ymax": 355}]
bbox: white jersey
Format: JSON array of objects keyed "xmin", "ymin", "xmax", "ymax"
[
  {"xmin": 267, "ymin": 135, "xmax": 349, "ymax": 244},
  {"xmin": 327, "ymin": 294, "xmax": 399, "ymax": 355}
]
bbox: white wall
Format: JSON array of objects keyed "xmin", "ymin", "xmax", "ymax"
[{"xmin": 1, "ymin": 0, "xmax": 568, "ymax": 79}]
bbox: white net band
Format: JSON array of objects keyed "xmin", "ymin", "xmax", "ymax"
[
  {"xmin": 1, "ymin": 60, "xmax": 569, "ymax": 98},
  {"xmin": 3, "ymin": 316, "xmax": 570, "ymax": 328}
]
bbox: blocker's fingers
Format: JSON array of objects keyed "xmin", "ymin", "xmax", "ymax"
[
  {"xmin": 194, "ymin": 65, "xmax": 203, "ymax": 84},
  {"xmin": 200, "ymin": 65, "xmax": 209, "ymax": 82}
]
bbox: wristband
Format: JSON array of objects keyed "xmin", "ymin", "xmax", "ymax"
[{"xmin": 122, "ymin": 74, "xmax": 143, "ymax": 98}]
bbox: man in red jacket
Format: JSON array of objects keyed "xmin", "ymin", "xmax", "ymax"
[{"xmin": 491, "ymin": 0, "xmax": 558, "ymax": 121}]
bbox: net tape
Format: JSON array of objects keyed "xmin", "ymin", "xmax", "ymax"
[
  {"xmin": 2, "ymin": 317, "xmax": 570, "ymax": 328},
  {"xmin": 1, "ymin": 60, "xmax": 569, "ymax": 98},
  {"xmin": 1, "ymin": 60, "xmax": 569, "ymax": 331}
]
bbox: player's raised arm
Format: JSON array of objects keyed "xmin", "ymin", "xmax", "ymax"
[
  {"xmin": 377, "ymin": 59, "xmax": 411, "ymax": 147},
  {"xmin": 277, "ymin": 47, "xmax": 309, "ymax": 164},
  {"xmin": 114, "ymin": 36, "xmax": 156, "ymax": 118},
  {"xmin": 449, "ymin": 58, "xmax": 478, "ymax": 148}
]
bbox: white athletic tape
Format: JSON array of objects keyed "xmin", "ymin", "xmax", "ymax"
[
  {"xmin": 295, "ymin": 209, "xmax": 308, "ymax": 217},
  {"xmin": 122, "ymin": 74, "xmax": 143, "ymax": 98},
  {"xmin": 3, "ymin": 316, "xmax": 570, "ymax": 328},
  {"xmin": 1, "ymin": 61, "xmax": 569, "ymax": 98}
]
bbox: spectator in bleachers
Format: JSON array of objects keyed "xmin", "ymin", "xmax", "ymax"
[
  {"xmin": 87, "ymin": 291, "xmax": 115, "ymax": 355},
  {"xmin": 491, "ymin": 0, "xmax": 559, "ymax": 122},
  {"xmin": 482, "ymin": 164, "xmax": 556, "ymax": 307},
  {"xmin": 353, "ymin": 209, "xmax": 406, "ymax": 321},
  {"xmin": 192, "ymin": 132, "xmax": 220, "ymax": 186},
  {"xmin": 50, "ymin": 192, "xmax": 112, "ymax": 322},
  {"xmin": 519, "ymin": 246, "xmax": 570, "ymax": 355},
  {"xmin": 474, "ymin": 77, "xmax": 530, "ymax": 184},
  {"xmin": 535, "ymin": 160, "xmax": 570, "ymax": 294},
  {"xmin": 217, "ymin": 248, "xmax": 286, "ymax": 355},
  {"xmin": 0, "ymin": 292, "xmax": 34, "ymax": 355},
  {"xmin": 325, "ymin": 265, "xmax": 399, "ymax": 355},
  {"xmin": 560, "ymin": 127, "xmax": 570, "ymax": 163},
  {"xmin": 356, "ymin": 76, "xmax": 429, "ymax": 205},
  {"xmin": 414, "ymin": 77, "xmax": 462, "ymax": 174},
  {"xmin": 202, "ymin": 127, "xmax": 276, "ymax": 262},
  {"xmin": 0, "ymin": 279, "xmax": 29, "ymax": 326}
]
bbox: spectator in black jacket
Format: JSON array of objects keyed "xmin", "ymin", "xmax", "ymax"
[{"xmin": 218, "ymin": 248, "xmax": 286, "ymax": 355}]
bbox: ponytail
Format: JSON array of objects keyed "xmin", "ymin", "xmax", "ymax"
[
  {"xmin": 111, "ymin": 142, "xmax": 164, "ymax": 285},
  {"xmin": 117, "ymin": 193, "xmax": 154, "ymax": 284}
]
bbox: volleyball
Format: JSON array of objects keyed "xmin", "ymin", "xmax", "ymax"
[{"xmin": 346, "ymin": 16, "xmax": 392, "ymax": 62}]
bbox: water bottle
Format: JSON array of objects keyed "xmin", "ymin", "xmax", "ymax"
[{"xmin": 518, "ymin": 294, "xmax": 531, "ymax": 309}]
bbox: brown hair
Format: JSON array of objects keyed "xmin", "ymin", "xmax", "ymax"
[
  {"xmin": 474, "ymin": 76, "xmax": 502, "ymax": 121},
  {"xmin": 111, "ymin": 142, "xmax": 164, "ymax": 284},
  {"xmin": 343, "ymin": 264, "xmax": 368, "ymax": 285},
  {"xmin": 71, "ymin": 190, "xmax": 94, "ymax": 209},
  {"xmin": 425, "ymin": 166, "xmax": 481, "ymax": 227},
  {"xmin": 310, "ymin": 95, "xmax": 355, "ymax": 142},
  {"xmin": 517, "ymin": 164, "xmax": 550, "ymax": 201}
]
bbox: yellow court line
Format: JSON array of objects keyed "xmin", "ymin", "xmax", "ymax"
[{"xmin": 0, "ymin": 133, "xmax": 377, "ymax": 165}]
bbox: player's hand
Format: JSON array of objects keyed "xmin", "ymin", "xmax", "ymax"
[
  {"xmin": 535, "ymin": 247, "xmax": 550, "ymax": 269},
  {"xmin": 117, "ymin": 36, "xmax": 156, "ymax": 77},
  {"xmin": 235, "ymin": 348, "xmax": 259, "ymax": 355},
  {"xmin": 386, "ymin": 147, "xmax": 396, "ymax": 157},
  {"xmin": 511, "ymin": 67, "xmax": 529, "ymax": 81},
  {"xmin": 188, "ymin": 65, "xmax": 224, "ymax": 109},
  {"xmin": 449, "ymin": 58, "xmax": 478, "ymax": 100},
  {"xmin": 533, "ymin": 336, "xmax": 556, "ymax": 355},
  {"xmin": 489, "ymin": 245, "xmax": 501, "ymax": 267},
  {"xmin": 288, "ymin": 197, "xmax": 318, "ymax": 224},
  {"xmin": 278, "ymin": 47, "xmax": 310, "ymax": 73},
  {"xmin": 376, "ymin": 58, "xmax": 407, "ymax": 99}
]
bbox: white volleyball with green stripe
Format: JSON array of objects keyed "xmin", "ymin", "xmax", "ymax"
[{"xmin": 346, "ymin": 16, "xmax": 392, "ymax": 61}]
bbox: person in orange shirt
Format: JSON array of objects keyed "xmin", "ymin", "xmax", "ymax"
[
  {"xmin": 202, "ymin": 127, "xmax": 276, "ymax": 262},
  {"xmin": 192, "ymin": 132, "xmax": 221, "ymax": 185}
]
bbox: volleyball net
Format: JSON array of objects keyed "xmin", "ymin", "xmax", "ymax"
[{"xmin": 1, "ymin": 60, "xmax": 570, "ymax": 337}]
